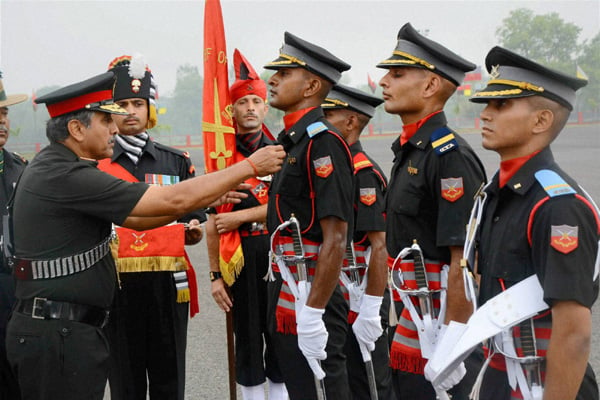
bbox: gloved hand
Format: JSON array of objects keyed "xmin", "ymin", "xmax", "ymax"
[
  {"xmin": 296, "ymin": 305, "xmax": 327, "ymax": 379},
  {"xmin": 424, "ymin": 359, "xmax": 466, "ymax": 391},
  {"xmin": 352, "ymin": 294, "xmax": 383, "ymax": 352}
]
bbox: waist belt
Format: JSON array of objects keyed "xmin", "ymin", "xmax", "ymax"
[
  {"xmin": 11, "ymin": 235, "xmax": 112, "ymax": 280},
  {"xmin": 15, "ymin": 297, "xmax": 110, "ymax": 328}
]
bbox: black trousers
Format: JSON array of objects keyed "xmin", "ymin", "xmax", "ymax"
[
  {"xmin": 344, "ymin": 288, "xmax": 393, "ymax": 400},
  {"xmin": 232, "ymin": 234, "xmax": 283, "ymax": 386},
  {"xmin": 106, "ymin": 271, "xmax": 188, "ymax": 400},
  {"xmin": 6, "ymin": 312, "xmax": 109, "ymax": 400},
  {"xmin": 0, "ymin": 273, "xmax": 20, "ymax": 400},
  {"xmin": 268, "ymin": 276, "xmax": 350, "ymax": 400}
]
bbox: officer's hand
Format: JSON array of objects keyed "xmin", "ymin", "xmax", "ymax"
[
  {"xmin": 211, "ymin": 277, "xmax": 232, "ymax": 312},
  {"xmin": 214, "ymin": 212, "xmax": 242, "ymax": 234},
  {"xmin": 424, "ymin": 359, "xmax": 466, "ymax": 392},
  {"xmin": 246, "ymin": 145, "xmax": 285, "ymax": 176},
  {"xmin": 184, "ymin": 219, "xmax": 203, "ymax": 245},
  {"xmin": 352, "ymin": 294, "xmax": 383, "ymax": 352},
  {"xmin": 207, "ymin": 184, "xmax": 252, "ymax": 208}
]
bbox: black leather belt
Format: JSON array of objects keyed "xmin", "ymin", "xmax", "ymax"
[{"xmin": 15, "ymin": 298, "xmax": 110, "ymax": 328}]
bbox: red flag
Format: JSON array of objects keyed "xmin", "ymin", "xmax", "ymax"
[
  {"xmin": 464, "ymin": 66, "xmax": 482, "ymax": 82},
  {"xmin": 367, "ymin": 73, "xmax": 377, "ymax": 93},
  {"xmin": 202, "ymin": 0, "xmax": 235, "ymax": 173},
  {"xmin": 202, "ymin": 0, "xmax": 243, "ymax": 285},
  {"xmin": 31, "ymin": 90, "xmax": 37, "ymax": 112}
]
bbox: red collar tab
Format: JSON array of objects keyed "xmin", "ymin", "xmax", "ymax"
[{"xmin": 283, "ymin": 107, "xmax": 316, "ymax": 131}]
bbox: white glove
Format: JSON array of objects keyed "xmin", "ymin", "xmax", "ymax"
[
  {"xmin": 352, "ymin": 294, "xmax": 383, "ymax": 352},
  {"xmin": 296, "ymin": 305, "xmax": 327, "ymax": 379}
]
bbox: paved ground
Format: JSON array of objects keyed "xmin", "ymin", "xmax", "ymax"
[{"xmin": 105, "ymin": 124, "xmax": 600, "ymax": 399}]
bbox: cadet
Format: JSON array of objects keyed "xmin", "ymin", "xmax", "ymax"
[
  {"xmin": 264, "ymin": 32, "xmax": 354, "ymax": 400},
  {"xmin": 322, "ymin": 84, "xmax": 393, "ymax": 399},
  {"xmin": 466, "ymin": 46, "xmax": 599, "ymax": 400},
  {"xmin": 0, "ymin": 71, "xmax": 28, "ymax": 400},
  {"xmin": 4, "ymin": 71, "xmax": 284, "ymax": 400},
  {"xmin": 206, "ymin": 49, "xmax": 286, "ymax": 400},
  {"xmin": 100, "ymin": 54, "xmax": 205, "ymax": 400},
  {"xmin": 377, "ymin": 23, "xmax": 486, "ymax": 399}
]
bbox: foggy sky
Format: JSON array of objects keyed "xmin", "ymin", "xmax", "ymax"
[{"xmin": 1, "ymin": 0, "xmax": 598, "ymax": 97}]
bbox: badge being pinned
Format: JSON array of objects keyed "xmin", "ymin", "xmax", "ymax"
[
  {"xmin": 360, "ymin": 188, "xmax": 376, "ymax": 206},
  {"xmin": 253, "ymin": 181, "xmax": 269, "ymax": 199},
  {"xmin": 550, "ymin": 224, "xmax": 578, "ymax": 254},
  {"xmin": 313, "ymin": 156, "xmax": 334, "ymax": 178},
  {"xmin": 441, "ymin": 177, "xmax": 464, "ymax": 202}
]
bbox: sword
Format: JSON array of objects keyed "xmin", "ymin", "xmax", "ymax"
[
  {"xmin": 288, "ymin": 214, "xmax": 327, "ymax": 400},
  {"xmin": 344, "ymin": 242, "xmax": 378, "ymax": 400},
  {"xmin": 408, "ymin": 240, "xmax": 434, "ymax": 323}
]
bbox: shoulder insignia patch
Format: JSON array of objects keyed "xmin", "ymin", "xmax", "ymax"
[
  {"xmin": 431, "ymin": 126, "xmax": 458, "ymax": 156},
  {"xmin": 313, "ymin": 155, "xmax": 333, "ymax": 178},
  {"xmin": 534, "ymin": 169, "xmax": 576, "ymax": 197},
  {"xmin": 360, "ymin": 188, "xmax": 377, "ymax": 206},
  {"xmin": 441, "ymin": 177, "xmax": 464, "ymax": 202},
  {"xmin": 550, "ymin": 224, "xmax": 578, "ymax": 254},
  {"xmin": 307, "ymin": 122, "xmax": 328, "ymax": 138}
]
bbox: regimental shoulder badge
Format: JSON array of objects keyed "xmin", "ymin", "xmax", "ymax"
[
  {"xmin": 360, "ymin": 188, "xmax": 377, "ymax": 206},
  {"xmin": 441, "ymin": 177, "xmax": 464, "ymax": 202},
  {"xmin": 313, "ymin": 156, "xmax": 334, "ymax": 178},
  {"xmin": 550, "ymin": 224, "xmax": 579, "ymax": 254}
]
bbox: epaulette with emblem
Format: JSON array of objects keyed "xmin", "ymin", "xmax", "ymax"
[
  {"xmin": 307, "ymin": 122, "xmax": 329, "ymax": 138},
  {"xmin": 534, "ymin": 169, "xmax": 576, "ymax": 197},
  {"xmin": 430, "ymin": 126, "xmax": 458, "ymax": 156}
]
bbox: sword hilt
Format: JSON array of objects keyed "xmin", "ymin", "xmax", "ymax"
[
  {"xmin": 289, "ymin": 214, "xmax": 307, "ymax": 281},
  {"xmin": 345, "ymin": 242, "xmax": 361, "ymax": 284},
  {"xmin": 410, "ymin": 239, "xmax": 428, "ymax": 291}
]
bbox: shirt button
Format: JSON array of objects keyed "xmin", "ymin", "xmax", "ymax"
[
  {"xmin": 19, "ymin": 338, "xmax": 25, "ymax": 344},
  {"xmin": 493, "ymin": 216, "xmax": 500, "ymax": 222}
]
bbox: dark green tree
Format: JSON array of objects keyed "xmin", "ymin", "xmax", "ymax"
[
  {"xmin": 577, "ymin": 32, "xmax": 600, "ymax": 116},
  {"xmin": 496, "ymin": 8, "xmax": 582, "ymax": 72},
  {"xmin": 156, "ymin": 64, "xmax": 203, "ymax": 143}
]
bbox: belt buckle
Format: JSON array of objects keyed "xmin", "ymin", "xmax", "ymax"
[{"xmin": 31, "ymin": 297, "xmax": 47, "ymax": 319}]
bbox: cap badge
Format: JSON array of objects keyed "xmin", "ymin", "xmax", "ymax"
[
  {"xmin": 490, "ymin": 65, "xmax": 500, "ymax": 80},
  {"xmin": 131, "ymin": 79, "xmax": 142, "ymax": 94},
  {"xmin": 247, "ymin": 84, "xmax": 254, "ymax": 91}
]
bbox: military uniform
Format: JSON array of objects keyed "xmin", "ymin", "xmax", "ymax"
[
  {"xmin": 467, "ymin": 46, "xmax": 599, "ymax": 400},
  {"xmin": 266, "ymin": 106, "xmax": 354, "ymax": 399},
  {"xmin": 104, "ymin": 138, "xmax": 204, "ymax": 400},
  {"xmin": 322, "ymin": 83, "xmax": 393, "ymax": 399},
  {"xmin": 227, "ymin": 130, "xmax": 284, "ymax": 387},
  {"xmin": 0, "ymin": 150, "xmax": 27, "ymax": 400},
  {"xmin": 103, "ymin": 55, "xmax": 205, "ymax": 400},
  {"xmin": 377, "ymin": 23, "xmax": 486, "ymax": 399},
  {"xmin": 346, "ymin": 141, "xmax": 393, "ymax": 400}
]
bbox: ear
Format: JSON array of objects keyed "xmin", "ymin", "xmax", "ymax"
[
  {"xmin": 422, "ymin": 73, "xmax": 441, "ymax": 99},
  {"xmin": 303, "ymin": 76, "xmax": 322, "ymax": 98},
  {"xmin": 67, "ymin": 119, "xmax": 86, "ymax": 142},
  {"xmin": 532, "ymin": 109, "xmax": 554, "ymax": 134},
  {"xmin": 347, "ymin": 113, "xmax": 360, "ymax": 131}
]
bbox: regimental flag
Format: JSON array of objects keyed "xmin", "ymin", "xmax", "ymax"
[
  {"xmin": 457, "ymin": 84, "xmax": 472, "ymax": 96},
  {"xmin": 202, "ymin": 0, "xmax": 235, "ymax": 173},
  {"xmin": 576, "ymin": 65, "xmax": 589, "ymax": 81},
  {"xmin": 202, "ymin": 0, "xmax": 244, "ymax": 285},
  {"xmin": 367, "ymin": 73, "xmax": 377, "ymax": 93}
]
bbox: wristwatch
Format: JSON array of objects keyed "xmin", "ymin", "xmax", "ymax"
[{"xmin": 209, "ymin": 271, "xmax": 222, "ymax": 282}]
